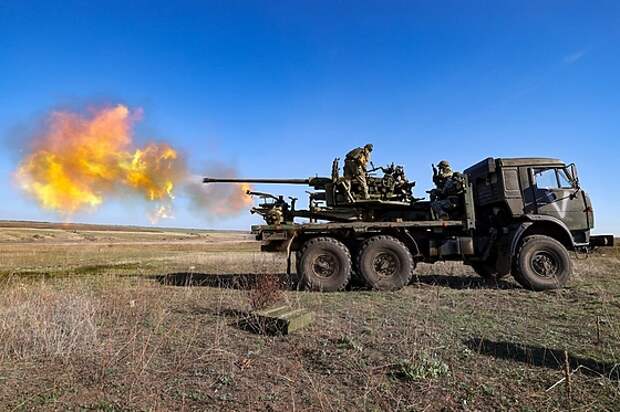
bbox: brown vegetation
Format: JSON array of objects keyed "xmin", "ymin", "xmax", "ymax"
[{"xmin": 0, "ymin": 223, "xmax": 618, "ymax": 410}]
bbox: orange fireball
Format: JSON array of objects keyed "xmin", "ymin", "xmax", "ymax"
[{"xmin": 15, "ymin": 105, "xmax": 184, "ymax": 216}]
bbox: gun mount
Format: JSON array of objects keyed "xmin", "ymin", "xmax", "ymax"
[{"xmin": 203, "ymin": 160, "xmax": 423, "ymax": 224}]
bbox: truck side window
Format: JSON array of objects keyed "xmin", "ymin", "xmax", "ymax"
[{"xmin": 534, "ymin": 168, "xmax": 559, "ymax": 189}]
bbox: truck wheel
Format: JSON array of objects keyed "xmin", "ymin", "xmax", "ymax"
[
  {"xmin": 513, "ymin": 235, "xmax": 572, "ymax": 291},
  {"xmin": 470, "ymin": 261, "xmax": 509, "ymax": 280},
  {"xmin": 357, "ymin": 236, "xmax": 414, "ymax": 291},
  {"xmin": 298, "ymin": 237, "xmax": 352, "ymax": 292}
]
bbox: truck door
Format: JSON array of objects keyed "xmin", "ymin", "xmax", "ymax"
[{"xmin": 527, "ymin": 167, "xmax": 589, "ymax": 231}]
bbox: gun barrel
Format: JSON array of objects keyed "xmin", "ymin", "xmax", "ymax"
[{"xmin": 203, "ymin": 177, "xmax": 311, "ymax": 185}]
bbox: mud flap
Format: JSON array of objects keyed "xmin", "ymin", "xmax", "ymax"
[{"xmin": 285, "ymin": 234, "xmax": 297, "ymax": 276}]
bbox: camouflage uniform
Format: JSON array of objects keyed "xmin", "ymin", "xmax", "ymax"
[
  {"xmin": 344, "ymin": 144, "xmax": 373, "ymax": 199},
  {"xmin": 432, "ymin": 160, "xmax": 453, "ymax": 188},
  {"xmin": 431, "ymin": 160, "xmax": 464, "ymax": 219}
]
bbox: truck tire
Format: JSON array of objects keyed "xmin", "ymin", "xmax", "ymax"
[
  {"xmin": 357, "ymin": 236, "xmax": 414, "ymax": 291},
  {"xmin": 297, "ymin": 237, "xmax": 352, "ymax": 292},
  {"xmin": 512, "ymin": 235, "xmax": 572, "ymax": 291},
  {"xmin": 470, "ymin": 261, "xmax": 509, "ymax": 280}
]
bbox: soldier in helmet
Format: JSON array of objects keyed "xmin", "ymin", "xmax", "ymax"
[
  {"xmin": 344, "ymin": 144, "xmax": 373, "ymax": 199},
  {"xmin": 430, "ymin": 160, "xmax": 464, "ymax": 219},
  {"xmin": 432, "ymin": 160, "xmax": 453, "ymax": 188}
]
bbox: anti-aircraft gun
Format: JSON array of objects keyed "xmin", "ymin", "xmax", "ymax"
[{"xmin": 203, "ymin": 160, "xmax": 423, "ymax": 225}]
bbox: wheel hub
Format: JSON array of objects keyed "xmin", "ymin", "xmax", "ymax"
[
  {"xmin": 531, "ymin": 251, "xmax": 559, "ymax": 277},
  {"xmin": 372, "ymin": 252, "xmax": 399, "ymax": 277},
  {"xmin": 312, "ymin": 253, "xmax": 338, "ymax": 278}
]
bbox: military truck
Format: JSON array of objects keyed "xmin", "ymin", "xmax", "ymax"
[{"xmin": 204, "ymin": 157, "xmax": 613, "ymax": 292}]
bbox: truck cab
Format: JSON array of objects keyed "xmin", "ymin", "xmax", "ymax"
[
  {"xmin": 465, "ymin": 158, "xmax": 604, "ymax": 245},
  {"xmin": 464, "ymin": 158, "xmax": 612, "ymax": 290}
]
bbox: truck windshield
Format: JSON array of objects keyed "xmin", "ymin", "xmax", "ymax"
[
  {"xmin": 534, "ymin": 167, "xmax": 575, "ymax": 189},
  {"xmin": 557, "ymin": 168, "xmax": 574, "ymax": 189}
]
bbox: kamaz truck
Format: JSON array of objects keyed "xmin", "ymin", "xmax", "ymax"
[{"xmin": 204, "ymin": 157, "xmax": 613, "ymax": 292}]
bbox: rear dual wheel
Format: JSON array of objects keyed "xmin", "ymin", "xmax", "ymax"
[
  {"xmin": 296, "ymin": 237, "xmax": 351, "ymax": 292},
  {"xmin": 296, "ymin": 235, "xmax": 414, "ymax": 292},
  {"xmin": 356, "ymin": 236, "xmax": 414, "ymax": 291}
]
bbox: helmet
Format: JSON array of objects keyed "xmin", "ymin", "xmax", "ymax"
[
  {"xmin": 438, "ymin": 160, "xmax": 450, "ymax": 168},
  {"xmin": 364, "ymin": 144, "xmax": 374, "ymax": 152}
]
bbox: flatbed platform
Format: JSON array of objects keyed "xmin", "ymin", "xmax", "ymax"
[{"xmin": 252, "ymin": 219, "xmax": 465, "ymax": 234}]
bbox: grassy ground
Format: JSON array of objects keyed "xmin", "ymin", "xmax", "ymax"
[{"xmin": 0, "ymin": 222, "xmax": 618, "ymax": 411}]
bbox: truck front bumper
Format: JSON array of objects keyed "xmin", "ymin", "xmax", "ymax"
[{"xmin": 588, "ymin": 235, "xmax": 615, "ymax": 248}]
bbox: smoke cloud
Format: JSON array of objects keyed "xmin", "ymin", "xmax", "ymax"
[{"xmin": 184, "ymin": 166, "xmax": 252, "ymax": 220}]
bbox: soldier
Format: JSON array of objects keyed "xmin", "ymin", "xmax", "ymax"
[
  {"xmin": 430, "ymin": 160, "xmax": 464, "ymax": 219},
  {"xmin": 344, "ymin": 144, "xmax": 373, "ymax": 199},
  {"xmin": 432, "ymin": 160, "xmax": 453, "ymax": 189}
]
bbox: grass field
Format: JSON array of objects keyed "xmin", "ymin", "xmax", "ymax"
[{"xmin": 0, "ymin": 221, "xmax": 618, "ymax": 411}]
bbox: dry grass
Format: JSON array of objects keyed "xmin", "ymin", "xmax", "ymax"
[
  {"xmin": 0, "ymin": 224, "xmax": 618, "ymax": 411},
  {"xmin": 247, "ymin": 273, "xmax": 286, "ymax": 310},
  {"xmin": 0, "ymin": 280, "xmax": 99, "ymax": 360}
]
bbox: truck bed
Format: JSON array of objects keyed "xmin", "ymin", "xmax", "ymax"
[{"xmin": 251, "ymin": 219, "xmax": 465, "ymax": 234}]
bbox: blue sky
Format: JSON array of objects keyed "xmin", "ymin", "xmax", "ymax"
[{"xmin": 1, "ymin": 1, "xmax": 619, "ymax": 233}]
